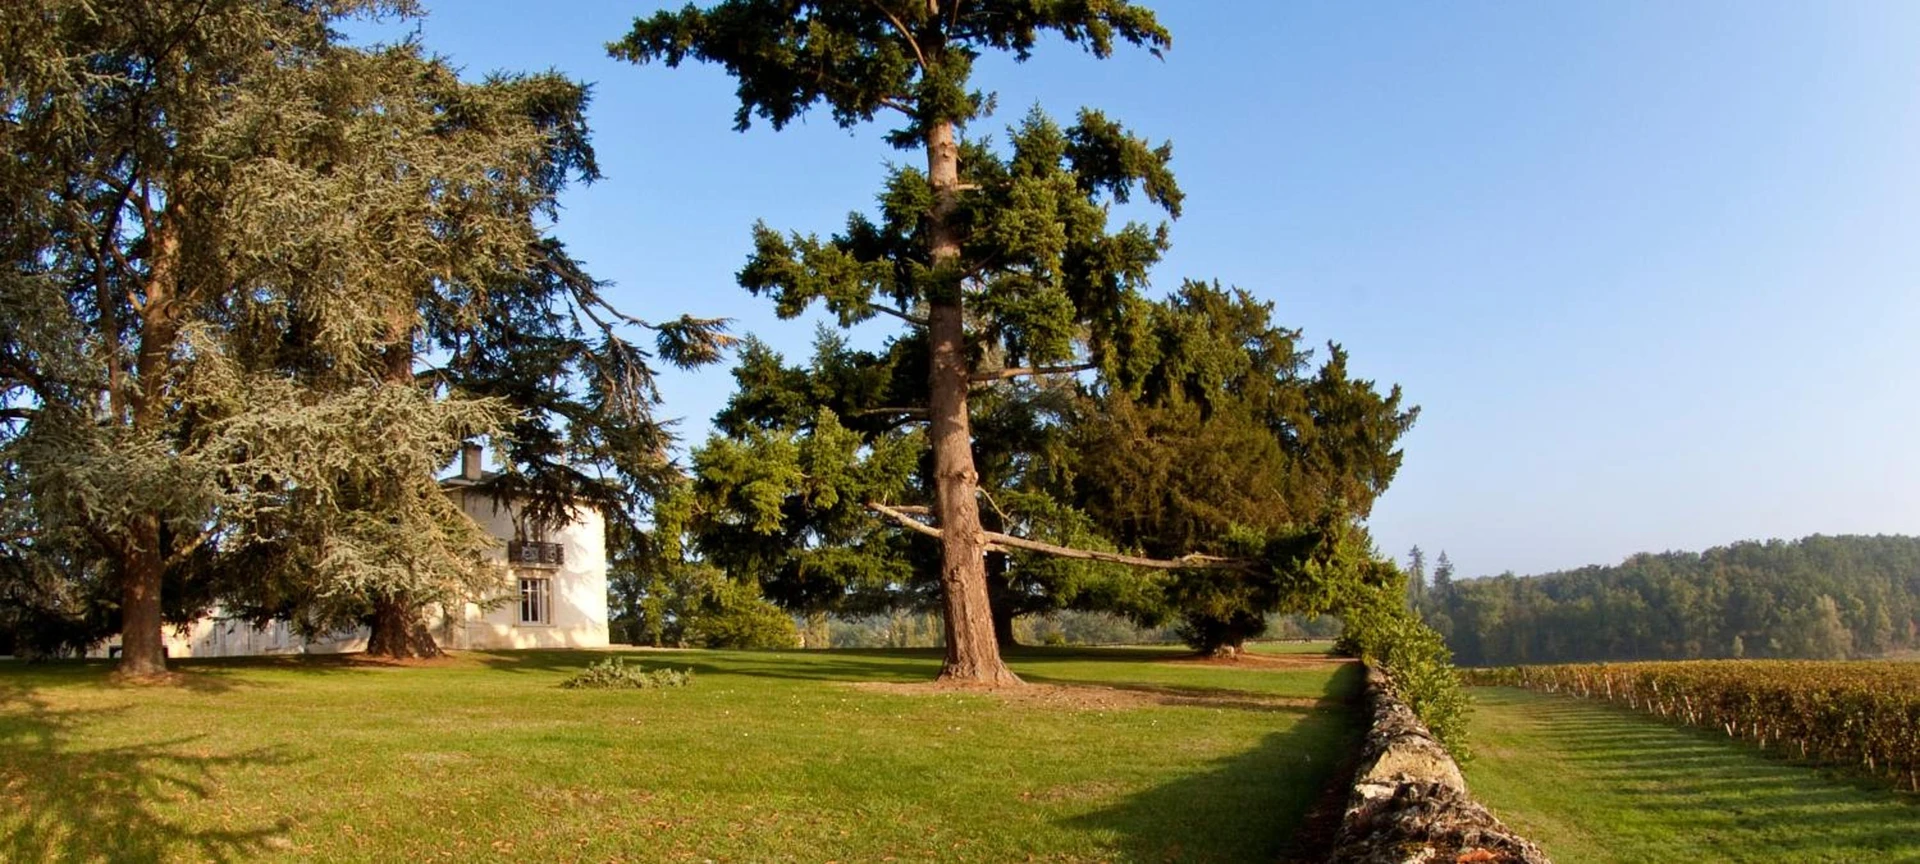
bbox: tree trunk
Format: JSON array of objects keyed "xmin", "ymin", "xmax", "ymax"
[
  {"xmin": 116, "ymin": 223, "xmax": 181, "ymax": 679},
  {"xmin": 116, "ymin": 516, "xmax": 169, "ymax": 677},
  {"xmin": 365, "ymin": 593, "xmax": 442, "ymax": 659},
  {"xmin": 986, "ymin": 552, "xmax": 1019, "ymax": 649},
  {"xmin": 924, "ymin": 118, "xmax": 1019, "ymax": 686},
  {"xmin": 992, "ymin": 604, "xmax": 1018, "ymax": 650}
]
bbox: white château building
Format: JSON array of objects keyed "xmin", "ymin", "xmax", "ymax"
[{"xmin": 109, "ymin": 445, "xmax": 611, "ymax": 659}]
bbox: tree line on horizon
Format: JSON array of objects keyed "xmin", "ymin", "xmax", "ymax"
[{"xmin": 1406, "ymin": 534, "xmax": 1920, "ymax": 667}]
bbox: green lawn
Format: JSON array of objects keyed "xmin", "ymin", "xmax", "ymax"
[
  {"xmin": 1, "ymin": 647, "xmax": 1362, "ymax": 863},
  {"xmin": 1244, "ymin": 640, "xmax": 1340, "ymax": 656},
  {"xmin": 1463, "ymin": 687, "xmax": 1920, "ymax": 863}
]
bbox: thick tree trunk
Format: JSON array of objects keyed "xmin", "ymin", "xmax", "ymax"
[
  {"xmin": 365, "ymin": 593, "xmax": 442, "ymax": 659},
  {"xmin": 117, "ymin": 517, "xmax": 169, "ymax": 677},
  {"xmin": 925, "ymin": 119, "xmax": 1019, "ymax": 686},
  {"xmin": 116, "ymin": 224, "xmax": 181, "ymax": 679}
]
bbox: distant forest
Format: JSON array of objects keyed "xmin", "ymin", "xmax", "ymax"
[{"xmin": 1409, "ymin": 535, "xmax": 1920, "ymax": 666}]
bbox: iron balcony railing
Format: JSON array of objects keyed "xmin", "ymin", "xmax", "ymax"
[{"xmin": 507, "ymin": 540, "xmax": 564, "ymax": 568}]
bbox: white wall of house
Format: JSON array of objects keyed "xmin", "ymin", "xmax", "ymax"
[
  {"xmin": 161, "ymin": 617, "xmax": 366, "ymax": 658},
  {"xmin": 443, "ymin": 488, "xmax": 610, "ymax": 650}
]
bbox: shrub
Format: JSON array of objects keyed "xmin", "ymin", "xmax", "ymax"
[
  {"xmin": 560, "ymin": 657, "xmax": 694, "ymax": 690},
  {"xmin": 684, "ymin": 580, "xmax": 801, "ymax": 649},
  {"xmin": 1340, "ymin": 585, "xmax": 1472, "ymax": 757},
  {"xmin": 611, "ymin": 562, "xmax": 799, "ymax": 649}
]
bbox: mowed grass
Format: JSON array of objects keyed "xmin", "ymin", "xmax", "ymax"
[
  {"xmin": 0, "ymin": 647, "xmax": 1362, "ymax": 863},
  {"xmin": 1463, "ymin": 687, "xmax": 1920, "ymax": 863},
  {"xmin": 1244, "ymin": 640, "xmax": 1339, "ymax": 657}
]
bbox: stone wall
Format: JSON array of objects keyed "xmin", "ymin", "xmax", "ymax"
[{"xmin": 1330, "ymin": 666, "xmax": 1551, "ymax": 864}]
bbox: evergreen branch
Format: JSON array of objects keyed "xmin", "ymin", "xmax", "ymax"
[
  {"xmin": 865, "ymin": 501, "xmax": 1254, "ymax": 571},
  {"xmin": 162, "ymin": 527, "xmax": 214, "ymax": 571},
  {"xmin": 871, "ymin": 1, "xmax": 929, "ymax": 69},
  {"xmin": 969, "ymin": 363, "xmax": 1095, "ymax": 383},
  {"xmin": 0, "ymin": 358, "xmax": 92, "ymax": 397}
]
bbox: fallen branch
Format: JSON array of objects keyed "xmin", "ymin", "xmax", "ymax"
[{"xmin": 865, "ymin": 501, "xmax": 1255, "ymax": 572}]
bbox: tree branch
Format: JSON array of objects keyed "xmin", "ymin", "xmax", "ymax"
[
  {"xmin": 867, "ymin": 302, "xmax": 929, "ymax": 328},
  {"xmin": 869, "ymin": 500, "xmax": 942, "ymax": 540},
  {"xmin": 877, "ymin": 95, "xmax": 915, "ymax": 117},
  {"xmin": 870, "ymin": 1, "xmax": 929, "ymax": 69},
  {"xmin": 846, "ymin": 406, "xmax": 928, "ymax": 419},
  {"xmin": 163, "ymin": 527, "xmax": 214, "ymax": 571},
  {"xmin": 969, "ymin": 363, "xmax": 1095, "ymax": 383},
  {"xmin": 865, "ymin": 501, "xmax": 1255, "ymax": 571}
]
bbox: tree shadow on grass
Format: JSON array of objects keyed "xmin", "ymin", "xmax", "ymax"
[
  {"xmin": 1062, "ymin": 696, "xmax": 1365, "ymax": 863},
  {"xmin": 1018, "ymin": 658, "xmax": 1367, "ymax": 711},
  {"xmin": 1481, "ymin": 690, "xmax": 1920, "ymax": 861},
  {"xmin": 0, "ymin": 682, "xmax": 307, "ymax": 863},
  {"xmin": 463, "ymin": 647, "xmax": 1365, "ymax": 708},
  {"xmin": 468, "ymin": 647, "xmax": 952, "ymax": 683}
]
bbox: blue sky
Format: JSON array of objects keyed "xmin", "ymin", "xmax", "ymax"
[{"xmin": 359, "ymin": 1, "xmax": 1920, "ymax": 579}]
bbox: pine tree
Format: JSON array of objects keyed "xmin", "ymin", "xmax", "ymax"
[
  {"xmin": 1407, "ymin": 545, "xmax": 1429, "ymax": 606},
  {"xmin": 611, "ymin": 1, "xmax": 1176, "ymax": 685}
]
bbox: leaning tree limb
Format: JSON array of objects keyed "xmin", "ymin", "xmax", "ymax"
[{"xmin": 865, "ymin": 501, "xmax": 1257, "ymax": 572}]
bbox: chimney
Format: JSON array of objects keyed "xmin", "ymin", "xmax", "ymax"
[{"xmin": 461, "ymin": 443, "xmax": 484, "ymax": 481}]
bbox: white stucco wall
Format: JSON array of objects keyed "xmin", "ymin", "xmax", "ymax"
[
  {"xmin": 162, "ymin": 617, "xmax": 367, "ymax": 658},
  {"xmin": 444, "ymin": 488, "xmax": 610, "ymax": 650},
  {"xmin": 89, "ymin": 616, "xmax": 367, "ymax": 659}
]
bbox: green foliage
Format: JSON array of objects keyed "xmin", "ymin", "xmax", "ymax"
[
  {"xmin": 820, "ymin": 611, "xmax": 948, "ymax": 648},
  {"xmin": 684, "ymin": 580, "xmax": 801, "ymax": 649},
  {"xmin": 680, "ymin": 406, "xmax": 925, "ymax": 615},
  {"xmin": 1067, "ymin": 283, "xmax": 1417, "ymax": 652},
  {"xmin": 723, "ymin": 105, "xmax": 1179, "ymax": 354},
  {"xmin": 559, "ymin": 657, "xmax": 694, "ymax": 690},
  {"xmin": 1416, "ymin": 534, "xmax": 1920, "ymax": 666},
  {"xmin": 611, "ymin": 1, "xmax": 1171, "ymax": 142},
  {"xmin": 1340, "ymin": 601, "xmax": 1472, "ymax": 756},
  {"xmin": 1014, "ymin": 610, "xmax": 1178, "ymax": 646},
  {"xmin": 611, "ymin": 561, "xmax": 798, "ymax": 650},
  {"xmin": 1336, "ymin": 556, "xmax": 1472, "ymax": 755}
]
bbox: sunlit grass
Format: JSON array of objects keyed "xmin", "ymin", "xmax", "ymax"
[
  {"xmin": 1244, "ymin": 640, "xmax": 1340, "ymax": 656},
  {"xmin": 1463, "ymin": 687, "xmax": 1920, "ymax": 863},
  {"xmin": 1, "ymin": 647, "xmax": 1362, "ymax": 862}
]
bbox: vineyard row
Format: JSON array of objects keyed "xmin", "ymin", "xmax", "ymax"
[{"xmin": 1467, "ymin": 660, "xmax": 1920, "ymax": 792}]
